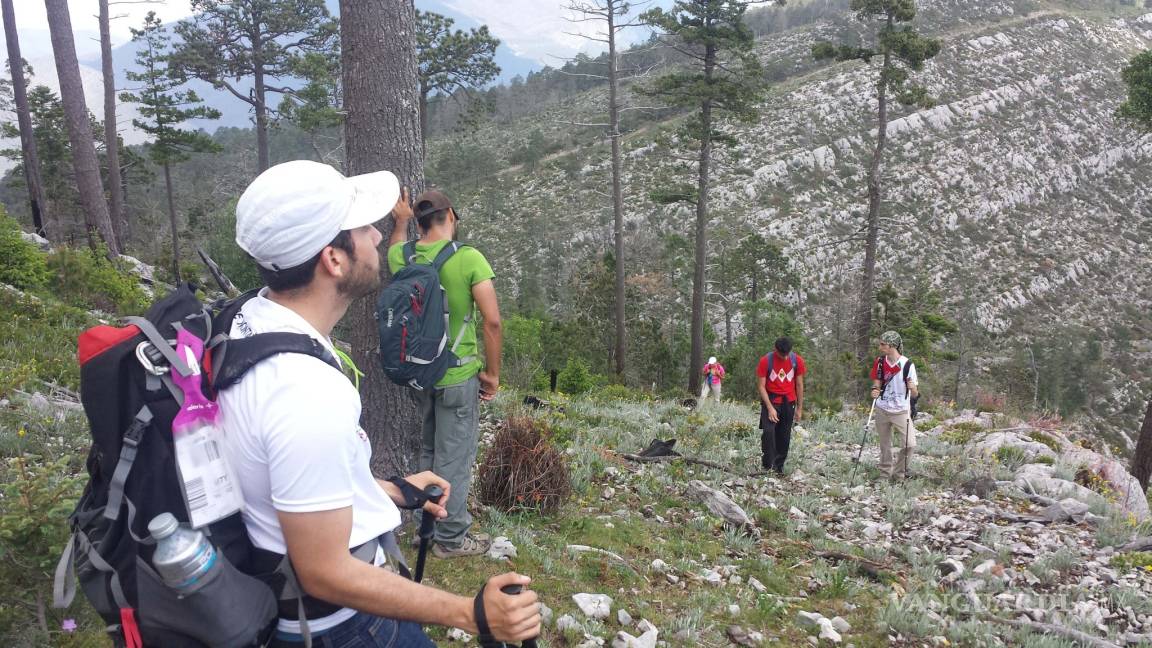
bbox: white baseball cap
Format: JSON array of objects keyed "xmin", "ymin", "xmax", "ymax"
[
  {"xmin": 708, "ymin": 357, "xmax": 717, "ymax": 364},
  {"xmin": 235, "ymin": 160, "xmax": 400, "ymax": 270}
]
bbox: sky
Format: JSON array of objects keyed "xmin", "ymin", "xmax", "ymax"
[
  {"xmin": 2, "ymin": 0, "xmax": 197, "ymax": 60},
  {"xmin": 439, "ymin": 0, "xmax": 662, "ymax": 65},
  {"xmin": 1, "ymin": 0, "xmax": 663, "ymax": 67}
]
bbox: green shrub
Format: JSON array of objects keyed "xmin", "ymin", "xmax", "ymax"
[
  {"xmin": 502, "ymin": 315, "xmax": 545, "ymax": 389},
  {"xmin": 995, "ymin": 445, "xmax": 1029, "ymax": 471},
  {"xmin": 1110, "ymin": 552, "xmax": 1152, "ymax": 573},
  {"xmin": 0, "ymin": 215, "xmax": 50, "ymax": 291},
  {"xmin": 591, "ymin": 383, "xmax": 649, "ymax": 403},
  {"xmin": 941, "ymin": 422, "xmax": 983, "ymax": 445},
  {"xmin": 0, "ymin": 289, "xmax": 88, "ymax": 395},
  {"xmin": 1027, "ymin": 430, "xmax": 1061, "ymax": 452},
  {"xmin": 47, "ymin": 247, "xmax": 148, "ymax": 314},
  {"xmin": 1032, "ymin": 455, "xmax": 1055, "ymax": 465},
  {"xmin": 556, "ymin": 357, "xmax": 594, "ymax": 394}
]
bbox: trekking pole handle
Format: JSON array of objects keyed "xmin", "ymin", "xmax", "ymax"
[
  {"xmin": 499, "ymin": 585, "xmax": 538, "ymax": 648},
  {"xmin": 418, "ymin": 485, "xmax": 444, "ymax": 541}
]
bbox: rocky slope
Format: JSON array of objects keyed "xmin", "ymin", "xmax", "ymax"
[{"xmin": 445, "ymin": 2, "xmax": 1152, "ymax": 448}]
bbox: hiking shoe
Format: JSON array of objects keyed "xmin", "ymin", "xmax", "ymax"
[{"xmin": 432, "ymin": 534, "xmax": 492, "ymax": 558}]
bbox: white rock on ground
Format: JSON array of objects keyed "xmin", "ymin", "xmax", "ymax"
[
  {"xmin": 486, "ymin": 536, "xmax": 517, "ymax": 560},
  {"xmin": 573, "ymin": 593, "xmax": 613, "ymax": 619},
  {"xmin": 817, "ymin": 617, "xmax": 843, "ymax": 644},
  {"xmin": 556, "ymin": 614, "xmax": 581, "ymax": 633}
]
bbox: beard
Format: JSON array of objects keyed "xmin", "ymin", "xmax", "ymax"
[{"xmin": 336, "ymin": 256, "xmax": 381, "ymax": 300}]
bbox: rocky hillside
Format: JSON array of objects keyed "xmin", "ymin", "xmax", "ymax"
[
  {"xmin": 419, "ymin": 393, "xmax": 1152, "ymax": 647},
  {"xmin": 443, "ymin": 1, "xmax": 1152, "ymax": 448}
]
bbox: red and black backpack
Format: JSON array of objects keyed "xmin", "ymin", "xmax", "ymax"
[{"xmin": 52, "ymin": 284, "xmax": 339, "ymax": 647}]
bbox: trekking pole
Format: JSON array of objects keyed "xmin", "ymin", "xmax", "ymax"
[
  {"xmin": 476, "ymin": 585, "xmax": 538, "ymax": 648},
  {"xmin": 848, "ymin": 398, "xmax": 877, "ymax": 487},
  {"xmin": 413, "ymin": 484, "xmax": 444, "ymax": 583}
]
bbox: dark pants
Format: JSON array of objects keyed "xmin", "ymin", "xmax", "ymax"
[
  {"xmin": 269, "ymin": 612, "xmax": 436, "ymax": 648},
  {"xmin": 760, "ymin": 399, "xmax": 795, "ymax": 473}
]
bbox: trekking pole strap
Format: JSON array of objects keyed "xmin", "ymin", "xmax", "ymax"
[{"xmin": 473, "ymin": 585, "xmax": 501, "ymax": 648}]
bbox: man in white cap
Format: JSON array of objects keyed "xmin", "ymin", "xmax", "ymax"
[
  {"xmin": 220, "ymin": 161, "xmax": 540, "ymax": 647},
  {"xmin": 700, "ymin": 356, "xmax": 725, "ymax": 404}
]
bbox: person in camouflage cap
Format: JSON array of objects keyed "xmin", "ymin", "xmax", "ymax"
[{"xmin": 868, "ymin": 331, "xmax": 919, "ymax": 479}]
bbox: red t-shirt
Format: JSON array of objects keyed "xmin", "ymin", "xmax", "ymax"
[{"xmin": 757, "ymin": 352, "xmax": 806, "ymax": 403}]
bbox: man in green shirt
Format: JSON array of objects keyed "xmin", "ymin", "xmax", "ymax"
[{"xmin": 388, "ymin": 189, "xmax": 502, "ymax": 558}]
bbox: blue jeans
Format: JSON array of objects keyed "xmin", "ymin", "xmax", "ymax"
[{"xmin": 269, "ymin": 612, "xmax": 436, "ymax": 648}]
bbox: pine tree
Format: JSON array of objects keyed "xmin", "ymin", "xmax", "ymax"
[
  {"xmin": 813, "ymin": 0, "xmax": 940, "ymax": 361},
  {"xmin": 1119, "ymin": 47, "xmax": 1152, "ymax": 492},
  {"xmin": 172, "ymin": 0, "xmax": 336, "ymax": 172},
  {"xmin": 44, "ymin": 0, "xmax": 120, "ymax": 255},
  {"xmin": 563, "ymin": 0, "xmax": 646, "ymax": 380},
  {"xmin": 341, "ymin": 0, "xmax": 424, "ymax": 477},
  {"xmin": 641, "ymin": 0, "xmax": 771, "ymax": 395},
  {"xmin": 1, "ymin": 0, "xmax": 49, "ymax": 238},
  {"xmin": 121, "ymin": 12, "xmax": 221, "ymax": 281},
  {"xmin": 99, "ymin": 0, "xmax": 125, "ymax": 248},
  {"xmin": 416, "ymin": 10, "xmax": 500, "ymax": 143}
]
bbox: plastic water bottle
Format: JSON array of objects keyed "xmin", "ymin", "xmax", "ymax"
[{"xmin": 148, "ymin": 513, "xmax": 219, "ymax": 593}]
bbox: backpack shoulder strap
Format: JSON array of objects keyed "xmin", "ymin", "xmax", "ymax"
[
  {"xmin": 766, "ymin": 353, "xmax": 774, "ymax": 375},
  {"xmin": 902, "ymin": 357, "xmax": 912, "ymax": 385},
  {"xmin": 402, "ymin": 240, "xmax": 418, "ymax": 267},
  {"xmin": 430, "ymin": 241, "xmax": 464, "ymax": 271},
  {"xmin": 213, "ymin": 288, "xmax": 262, "ymax": 329},
  {"xmin": 790, "ymin": 352, "xmax": 797, "ymax": 367},
  {"xmin": 210, "ymin": 333, "xmax": 341, "ymax": 392}
]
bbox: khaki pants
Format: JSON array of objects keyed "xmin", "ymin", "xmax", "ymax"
[
  {"xmin": 699, "ymin": 382, "xmax": 722, "ymax": 403},
  {"xmin": 876, "ymin": 407, "xmax": 916, "ymax": 477}
]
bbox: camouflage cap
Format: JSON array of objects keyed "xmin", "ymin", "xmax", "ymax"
[{"xmin": 880, "ymin": 330, "xmax": 903, "ymax": 349}]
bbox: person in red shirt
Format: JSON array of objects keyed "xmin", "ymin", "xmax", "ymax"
[{"xmin": 756, "ymin": 337, "xmax": 806, "ymax": 474}]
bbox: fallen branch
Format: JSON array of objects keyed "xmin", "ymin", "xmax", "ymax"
[
  {"xmin": 616, "ymin": 452, "xmax": 740, "ymax": 475},
  {"xmin": 1120, "ymin": 536, "xmax": 1152, "ymax": 552},
  {"xmin": 981, "ymin": 615, "xmax": 1121, "ymax": 648},
  {"xmin": 566, "ymin": 545, "xmax": 647, "ymax": 582},
  {"xmin": 815, "ymin": 550, "xmax": 891, "ymax": 581}
]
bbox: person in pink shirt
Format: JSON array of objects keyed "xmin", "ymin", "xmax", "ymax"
[{"xmin": 700, "ymin": 356, "xmax": 726, "ymax": 404}]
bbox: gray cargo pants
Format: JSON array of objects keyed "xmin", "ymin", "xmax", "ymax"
[{"xmin": 415, "ymin": 375, "xmax": 480, "ymax": 547}]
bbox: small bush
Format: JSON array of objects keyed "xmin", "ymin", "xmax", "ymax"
[
  {"xmin": 1032, "ymin": 455, "xmax": 1055, "ymax": 465},
  {"xmin": 476, "ymin": 416, "xmax": 571, "ymax": 514},
  {"xmin": 0, "ymin": 215, "xmax": 49, "ymax": 291},
  {"xmin": 47, "ymin": 247, "xmax": 148, "ymax": 314},
  {"xmin": 591, "ymin": 383, "xmax": 645, "ymax": 403},
  {"xmin": 556, "ymin": 357, "xmax": 594, "ymax": 394},
  {"xmin": 995, "ymin": 445, "xmax": 1029, "ymax": 471},
  {"xmin": 941, "ymin": 422, "xmax": 983, "ymax": 445},
  {"xmin": 1110, "ymin": 551, "xmax": 1152, "ymax": 573},
  {"xmin": 1027, "ymin": 430, "xmax": 1061, "ymax": 452}
]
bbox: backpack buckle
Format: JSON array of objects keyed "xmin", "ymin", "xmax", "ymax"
[{"xmin": 135, "ymin": 342, "xmax": 170, "ymax": 376}]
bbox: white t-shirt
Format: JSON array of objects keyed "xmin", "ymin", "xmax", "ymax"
[
  {"xmin": 218, "ymin": 289, "xmax": 401, "ymax": 634},
  {"xmin": 874, "ymin": 355, "xmax": 918, "ymax": 414}
]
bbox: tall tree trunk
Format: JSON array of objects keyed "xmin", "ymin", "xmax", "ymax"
[
  {"xmin": 1, "ymin": 0, "xmax": 49, "ymax": 238},
  {"xmin": 163, "ymin": 163, "xmax": 180, "ymax": 281},
  {"xmin": 419, "ymin": 86, "xmax": 429, "ymax": 147},
  {"xmin": 1131, "ymin": 398, "xmax": 1152, "ymax": 493},
  {"xmin": 607, "ymin": 3, "xmax": 627, "ymax": 380},
  {"xmin": 44, "ymin": 0, "xmax": 119, "ymax": 256},
  {"xmin": 99, "ymin": 0, "xmax": 124, "ymax": 249},
  {"xmin": 341, "ymin": 0, "xmax": 424, "ymax": 478},
  {"xmin": 855, "ymin": 47, "xmax": 890, "ymax": 361},
  {"xmin": 688, "ymin": 42, "xmax": 716, "ymax": 396},
  {"xmin": 252, "ymin": 25, "xmax": 270, "ymax": 173}
]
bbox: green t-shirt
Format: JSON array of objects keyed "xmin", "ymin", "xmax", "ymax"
[{"xmin": 387, "ymin": 239, "xmax": 495, "ymax": 387}]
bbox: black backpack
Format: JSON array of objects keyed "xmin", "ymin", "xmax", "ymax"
[
  {"xmin": 377, "ymin": 241, "xmax": 475, "ymax": 390},
  {"xmin": 873, "ymin": 355, "xmax": 919, "ymax": 419},
  {"xmin": 52, "ymin": 284, "xmax": 344, "ymax": 647}
]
